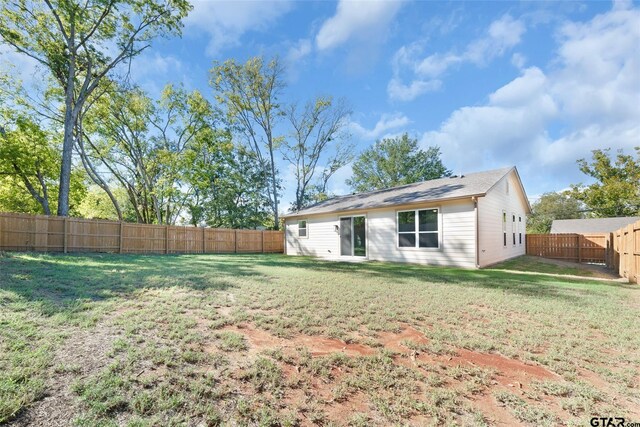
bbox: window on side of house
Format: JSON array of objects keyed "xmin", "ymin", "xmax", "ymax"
[
  {"xmin": 298, "ymin": 220, "xmax": 307, "ymax": 238},
  {"xmin": 512, "ymin": 213, "xmax": 516, "ymax": 245},
  {"xmin": 502, "ymin": 211, "xmax": 507, "ymax": 247},
  {"xmin": 398, "ymin": 208, "xmax": 439, "ymax": 248},
  {"xmin": 518, "ymin": 216, "xmax": 522, "ymax": 245}
]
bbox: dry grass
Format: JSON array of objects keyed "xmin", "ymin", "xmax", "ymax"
[{"xmin": 1, "ymin": 252, "xmax": 639, "ymax": 426}]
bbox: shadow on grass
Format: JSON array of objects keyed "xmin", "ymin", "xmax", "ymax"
[
  {"xmin": 0, "ymin": 252, "xmax": 264, "ymax": 314},
  {"xmin": 244, "ymin": 255, "xmax": 638, "ymax": 301},
  {"xmin": 1, "ymin": 252, "xmax": 636, "ymax": 316}
]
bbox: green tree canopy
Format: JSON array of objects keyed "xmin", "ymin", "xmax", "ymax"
[
  {"xmin": 526, "ymin": 192, "xmax": 584, "ymax": 234},
  {"xmin": 347, "ymin": 134, "xmax": 452, "ymax": 193},
  {"xmin": 570, "ymin": 148, "xmax": 640, "ymax": 217},
  {"xmin": 210, "ymin": 56, "xmax": 285, "ymax": 229},
  {"xmin": 84, "ymin": 83, "xmax": 223, "ymax": 225},
  {"xmin": 0, "ymin": 0, "xmax": 191, "ymax": 216}
]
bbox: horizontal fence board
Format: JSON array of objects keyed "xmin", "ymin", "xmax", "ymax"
[{"xmin": 0, "ymin": 212, "xmax": 283, "ymax": 255}]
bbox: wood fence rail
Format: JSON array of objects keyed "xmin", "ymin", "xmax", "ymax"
[{"xmin": 0, "ymin": 212, "xmax": 284, "ymax": 254}]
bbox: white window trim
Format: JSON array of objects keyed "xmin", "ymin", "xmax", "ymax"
[
  {"xmin": 502, "ymin": 210, "xmax": 507, "ymax": 248},
  {"xmin": 512, "ymin": 212, "xmax": 517, "ymax": 247},
  {"xmin": 396, "ymin": 207, "xmax": 441, "ymax": 250},
  {"xmin": 518, "ymin": 215, "xmax": 523, "ymax": 245},
  {"xmin": 298, "ymin": 219, "xmax": 308, "ymax": 238}
]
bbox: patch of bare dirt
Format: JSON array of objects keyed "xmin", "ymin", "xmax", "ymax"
[
  {"xmin": 7, "ymin": 321, "xmax": 123, "ymax": 427},
  {"xmin": 377, "ymin": 325, "xmax": 429, "ymax": 352},
  {"xmin": 218, "ymin": 323, "xmax": 557, "ymax": 387},
  {"xmin": 454, "ymin": 349, "xmax": 557, "ymax": 384},
  {"xmin": 209, "ymin": 322, "xmax": 633, "ymax": 425},
  {"xmin": 219, "ymin": 323, "xmax": 375, "ymax": 357}
]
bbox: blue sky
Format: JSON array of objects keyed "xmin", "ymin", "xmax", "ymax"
[{"xmin": 5, "ymin": 0, "xmax": 640, "ymax": 212}]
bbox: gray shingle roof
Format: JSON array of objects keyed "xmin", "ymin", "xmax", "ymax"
[
  {"xmin": 550, "ymin": 217, "xmax": 640, "ymax": 234},
  {"xmin": 283, "ymin": 167, "xmax": 515, "ymax": 218}
]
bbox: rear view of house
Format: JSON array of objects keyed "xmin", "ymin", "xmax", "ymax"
[{"xmin": 283, "ymin": 167, "xmax": 531, "ymax": 268}]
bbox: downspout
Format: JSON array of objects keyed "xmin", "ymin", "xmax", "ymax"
[{"xmin": 472, "ymin": 196, "xmax": 480, "ymax": 268}]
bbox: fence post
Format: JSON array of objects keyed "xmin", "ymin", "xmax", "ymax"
[
  {"xmin": 63, "ymin": 217, "xmax": 68, "ymax": 253},
  {"xmin": 234, "ymin": 230, "xmax": 238, "ymax": 253},
  {"xmin": 202, "ymin": 227, "xmax": 206, "ymax": 254},
  {"xmin": 119, "ymin": 221, "xmax": 124, "ymax": 254},
  {"xmin": 577, "ymin": 234, "xmax": 582, "ymax": 263},
  {"xmin": 165, "ymin": 225, "xmax": 169, "ymax": 254},
  {"xmin": 261, "ymin": 230, "xmax": 265, "ymax": 253}
]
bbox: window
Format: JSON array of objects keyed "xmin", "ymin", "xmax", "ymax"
[
  {"xmin": 512, "ymin": 214, "xmax": 516, "ymax": 245},
  {"xmin": 502, "ymin": 211, "xmax": 507, "ymax": 247},
  {"xmin": 298, "ymin": 220, "xmax": 307, "ymax": 238},
  {"xmin": 398, "ymin": 208, "xmax": 439, "ymax": 248},
  {"xmin": 518, "ymin": 216, "xmax": 522, "ymax": 245}
]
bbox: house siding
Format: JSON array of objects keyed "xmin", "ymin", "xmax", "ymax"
[
  {"xmin": 477, "ymin": 171, "xmax": 528, "ymax": 267},
  {"xmin": 285, "ymin": 214, "xmax": 340, "ymax": 258},
  {"xmin": 285, "ymin": 199, "xmax": 476, "ymax": 268}
]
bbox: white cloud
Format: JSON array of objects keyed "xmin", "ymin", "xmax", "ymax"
[
  {"xmin": 350, "ymin": 112, "xmax": 411, "ymax": 140},
  {"xmin": 128, "ymin": 52, "xmax": 186, "ymax": 96},
  {"xmin": 316, "ymin": 0, "xmax": 404, "ymax": 51},
  {"xmin": 464, "ymin": 14, "xmax": 525, "ymax": 65},
  {"xmin": 327, "ymin": 163, "xmax": 353, "ymax": 196},
  {"xmin": 389, "ymin": 14, "xmax": 526, "ymax": 101},
  {"xmin": 419, "ymin": 5, "xmax": 640, "ymax": 191},
  {"xmin": 511, "ymin": 52, "xmax": 527, "ymax": 69},
  {"xmin": 286, "ymin": 38, "xmax": 312, "ymax": 65},
  {"xmin": 387, "ymin": 78, "xmax": 441, "ymax": 102},
  {"xmin": 186, "ymin": 0, "xmax": 293, "ymax": 55}
]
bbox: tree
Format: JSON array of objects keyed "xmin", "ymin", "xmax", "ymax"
[
  {"xmin": 527, "ymin": 192, "xmax": 584, "ymax": 234},
  {"xmin": 0, "ymin": 66, "xmax": 88, "ymax": 215},
  {"xmin": 0, "ymin": 118, "xmax": 57, "ymax": 214},
  {"xmin": 0, "ymin": 0, "xmax": 190, "ymax": 216},
  {"xmin": 570, "ymin": 148, "xmax": 640, "ymax": 217},
  {"xmin": 284, "ymin": 97, "xmax": 352, "ymax": 211},
  {"xmin": 0, "ymin": 117, "xmax": 87, "ymax": 215},
  {"xmin": 82, "ymin": 84, "xmax": 219, "ymax": 224},
  {"xmin": 347, "ymin": 134, "xmax": 452, "ymax": 192},
  {"xmin": 76, "ymin": 184, "xmax": 133, "ymax": 220},
  {"xmin": 187, "ymin": 145, "xmax": 271, "ymax": 229},
  {"xmin": 210, "ymin": 57, "xmax": 284, "ymax": 229}
]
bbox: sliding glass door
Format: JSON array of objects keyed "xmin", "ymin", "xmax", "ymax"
[
  {"xmin": 340, "ymin": 218, "xmax": 352, "ymax": 256},
  {"xmin": 340, "ymin": 216, "xmax": 366, "ymax": 257}
]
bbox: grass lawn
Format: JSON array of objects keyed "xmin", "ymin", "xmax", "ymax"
[
  {"xmin": 489, "ymin": 255, "xmax": 616, "ymax": 279},
  {"xmin": 1, "ymin": 252, "xmax": 639, "ymax": 426}
]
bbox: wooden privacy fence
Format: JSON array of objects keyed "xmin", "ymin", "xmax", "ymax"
[
  {"xmin": 526, "ymin": 233, "xmax": 609, "ymax": 264},
  {"xmin": 610, "ymin": 220, "xmax": 639, "ymax": 284},
  {"xmin": 526, "ymin": 219, "xmax": 640, "ymax": 283},
  {"xmin": 0, "ymin": 212, "xmax": 284, "ymax": 254}
]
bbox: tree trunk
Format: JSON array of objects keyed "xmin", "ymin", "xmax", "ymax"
[
  {"xmin": 269, "ymin": 148, "xmax": 279, "ymax": 230},
  {"xmin": 57, "ymin": 37, "xmax": 77, "ymax": 217}
]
